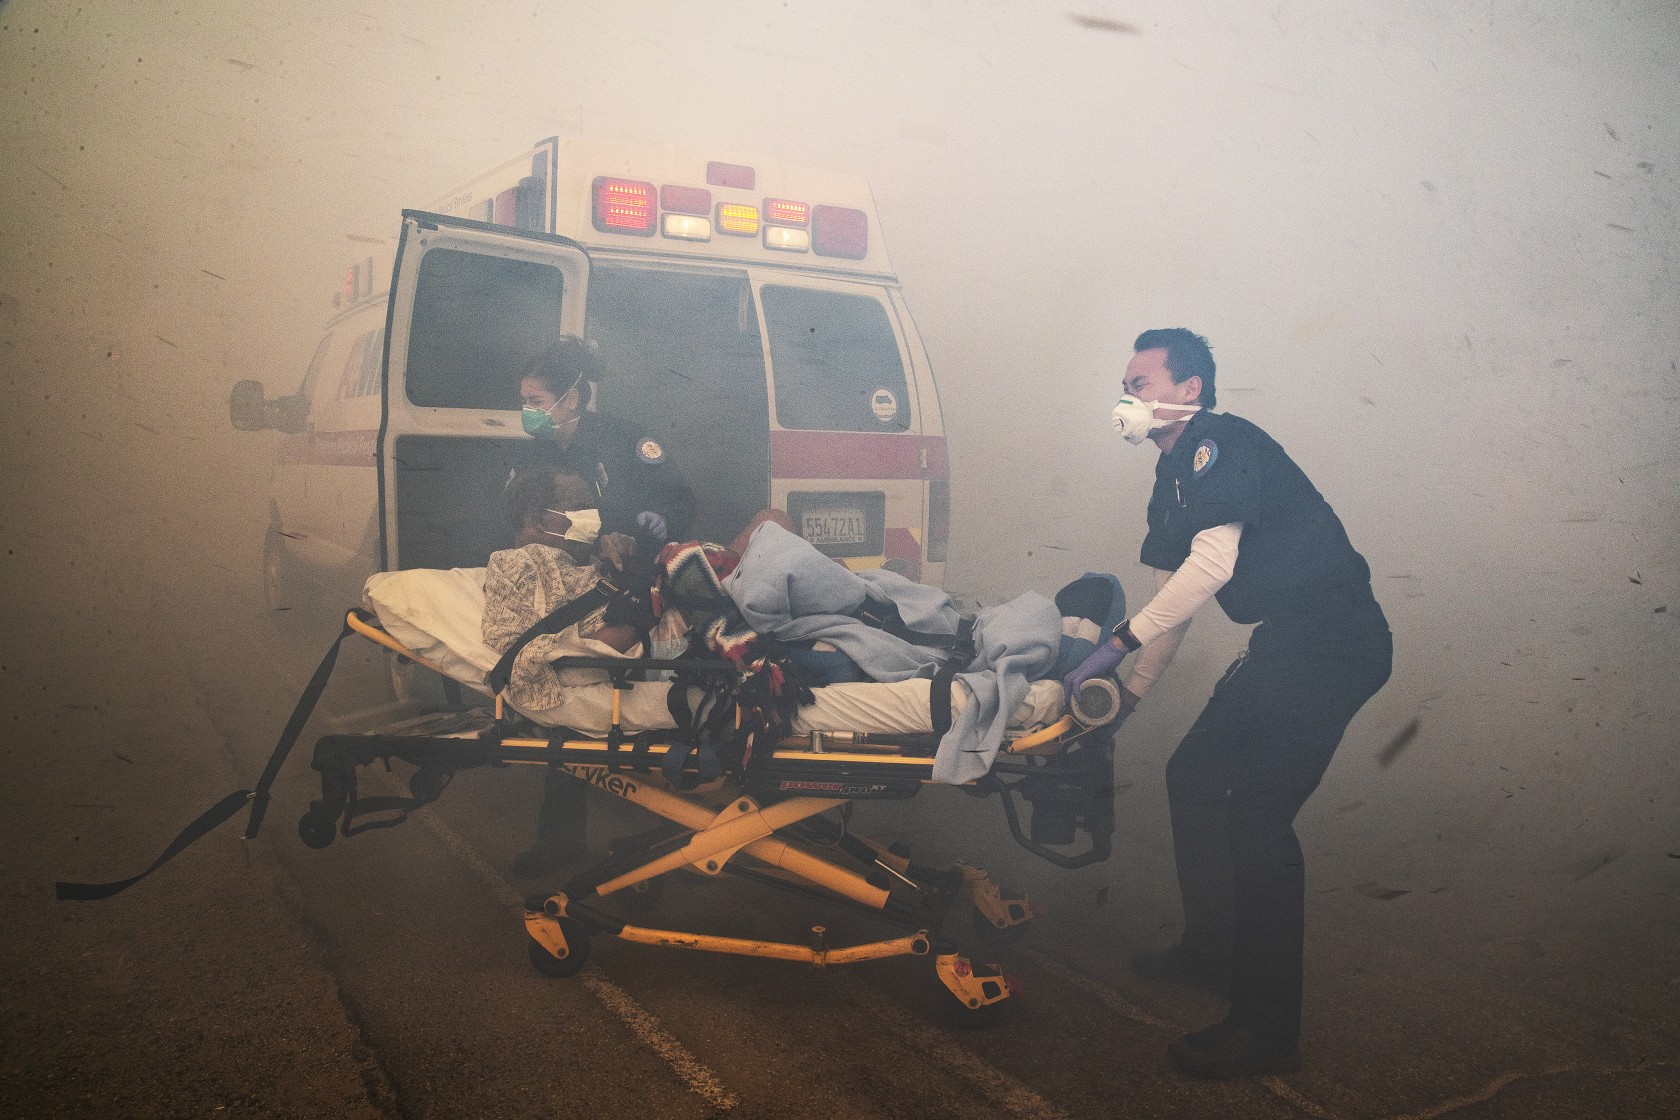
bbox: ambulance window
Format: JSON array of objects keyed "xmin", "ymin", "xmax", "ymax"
[
  {"xmin": 761, "ymin": 286, "xmax": 909, "ymax": 432},
  {"xmin": 405, "ymin": 248, "xmax": 565, "ymax": 409}
]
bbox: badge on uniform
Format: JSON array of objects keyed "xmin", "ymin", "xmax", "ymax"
[
  {"xmin": 1192, "ymin": 439, "xmax": 1218, "ymax": 478},
  {"xmin": 635, "ymin": 438, "xmax": 666, "ymax": 465}
]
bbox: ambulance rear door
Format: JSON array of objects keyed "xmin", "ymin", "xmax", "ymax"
[
  {"xmin": 381, "ymin": 211, "xmax": 590, "ymax": 571},
  {"xmin": 754, "ymin": 273, "xmax": 936, "ymax": 583}
]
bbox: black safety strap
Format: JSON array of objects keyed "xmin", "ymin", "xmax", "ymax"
[
  {"xmin": 852, "ymin": 600, "xmax": 976, "ymax": 660},
  {"xmin": 484, "ymin": 579, "xmax": 619, "ymax": 696},
  {"xmin": 930, "ymin": 665, "xmax": 958, "ymax": 739},
  {"xmin": 56, "ymin": 612, "xmax": 359, "ymax": 901}
]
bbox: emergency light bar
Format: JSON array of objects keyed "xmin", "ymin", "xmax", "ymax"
[{"xmin": 587, "ymin": 165, "xmax": 869, "ymax": 259}]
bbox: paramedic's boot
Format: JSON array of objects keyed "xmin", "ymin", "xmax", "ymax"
[
  {"xmin": 513, "ymin": 769, "xmax": 589, "ymax": 878},
  {"xmin": 1167, "ymin": 1021, "xmax": 1301, "ymax": 1079},
  {"xmin": 1130, "ymin": 943, "xmax": 1231, "ymax": 998}
]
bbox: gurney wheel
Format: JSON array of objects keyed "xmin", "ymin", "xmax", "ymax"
[{"xmin": 527, "ymin": 920, "xmax": 591, "ymax": 978}]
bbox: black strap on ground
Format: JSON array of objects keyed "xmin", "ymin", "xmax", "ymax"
[
  {"xmin": 55, "ymin": 613, "xmax": 359, "ymax": 901},
  {"xmin": 484, "ymin": 579, "xmax": 617, "ymax": 695}
]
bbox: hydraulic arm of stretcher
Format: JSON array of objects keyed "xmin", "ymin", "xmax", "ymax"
[{"xmin": 298, "ymin": 609, "xmax": 1121, "ymax": 1021}]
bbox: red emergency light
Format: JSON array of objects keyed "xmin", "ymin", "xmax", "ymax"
[
  {"xmin": 763, "ymin": 198, "xmax": 809, "ymax": 226},
  {"xmin": 811, "ymin": 205, "xmax": 868, "ymax": 259},
  {"xmin": 592, "ymin": 177, "xmax": 656, "ymax": 235}
]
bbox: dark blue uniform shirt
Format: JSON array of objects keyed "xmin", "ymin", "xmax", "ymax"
[
  {"xmin": 1140, "ymin": 411, "xmax": 1386, "ymax": 653},
  {"xmin": 514, "ymin": 411, "xmax": 696, "ymax": 540}
]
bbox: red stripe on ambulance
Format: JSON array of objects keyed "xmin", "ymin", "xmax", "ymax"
[{"xmin": 770, "ymin": 432, "xmax": 947, "ymax": 480}]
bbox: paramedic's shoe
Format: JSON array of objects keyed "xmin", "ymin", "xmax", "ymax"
[
  {"xmin": 1167, "ymin": 1023, "xmax": 1301, "ymax": 1079},
  {"xmin": 512, "ymin": 842, "xmax": 587, "ymax": 878},
  {"xmin": 1130, "ymin": 944, "xmax": 1231, "ymax": 998}
]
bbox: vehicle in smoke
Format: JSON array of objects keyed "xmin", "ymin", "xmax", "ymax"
[{"xmin": 230, "ymin": 137, "xmax": 951, "ymax": 638}]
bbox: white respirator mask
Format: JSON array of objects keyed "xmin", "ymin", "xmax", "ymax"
[
  {"xmin": 543, "ymin": 506, "xmax": 601, "ymax": 545},
  {"xmin": 1110, "ymin": 395, "xmax": 1202, "ymax": 445}
]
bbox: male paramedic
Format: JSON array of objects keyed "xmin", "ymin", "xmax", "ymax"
[
  {"xmin": 510, "ymin": 339, "xmax": 692, "ymax": 877},
  {"xmin": 1064, "ymin": 328, "xmax": 1392, "ymax": 1079}
]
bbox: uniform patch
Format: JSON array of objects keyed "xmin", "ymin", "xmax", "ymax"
[
  {"xmin": 635, "ymin": 438, "xmax": 665, "ymax": 465},
  {"xmin": 1192, "ymin": 439, "xmax": 1218, "ymax": 478}
]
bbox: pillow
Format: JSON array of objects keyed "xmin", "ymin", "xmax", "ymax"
[{"xmin": 362, "ymin": 567, "xmax": 501, "ymax": 689}]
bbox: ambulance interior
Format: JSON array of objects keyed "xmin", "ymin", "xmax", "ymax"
[{"xmin": 395, "ymin": 254, "xmax": 913, "ymax": 578}]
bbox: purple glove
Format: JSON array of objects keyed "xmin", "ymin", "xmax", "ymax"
[
  {"xmin": 1062, "ymin": 639, "xmax": 1128, "ymax": 701},
  {"xmin": 636, "ymin": 510, "xmax": 668, "ymax": 542}
]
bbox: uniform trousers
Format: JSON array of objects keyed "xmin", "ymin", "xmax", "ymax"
[{"xmin": 1165, "ymin": 606, "xmax": 1391, "ymax": 1046}]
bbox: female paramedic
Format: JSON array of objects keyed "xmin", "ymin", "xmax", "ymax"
[
  {"xmin": 508, "ymin": 337, "xmax": 695, "ymax": 877},
  {"xmin": 1063, "ymin": 328, "xmax": 1392, "ymax": 1080}
]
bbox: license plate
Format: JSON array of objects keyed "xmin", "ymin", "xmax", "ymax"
[{"xmin": 802, "ymin": 508, "xmax": 868, "ymax": 547}]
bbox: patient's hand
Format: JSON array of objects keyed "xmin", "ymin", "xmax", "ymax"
[{"xmin": 596, "ymin": 531, "xmax": 636, "ymax": 573}]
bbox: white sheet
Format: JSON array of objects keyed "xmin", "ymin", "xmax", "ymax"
[{"xmin": 362, "ymin": 568, "xmax": 1065, "ymax": 738}]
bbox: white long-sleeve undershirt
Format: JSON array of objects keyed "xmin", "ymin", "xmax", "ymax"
[{"xmin": 1122, "ymin": 522, "xmax": 1242, "ymax": 700}]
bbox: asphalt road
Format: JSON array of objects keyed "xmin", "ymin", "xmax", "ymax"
[{"xmin": 5, "ymin": 587, "xmax": 1677, "ymax": 1119}]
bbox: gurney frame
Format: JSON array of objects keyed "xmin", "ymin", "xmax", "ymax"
[{"xmin": 299, "ymin": 609, "xmax": 1118, "ymax": 1022}]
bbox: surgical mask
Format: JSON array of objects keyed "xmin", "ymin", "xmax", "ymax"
[
  {"xmin": 541, "ymin": 506, "xmax": 601, "ymax": 545},
  {"xmin": 1110, "ymin": 395, "xmax": 1202, "ymax": 445},
  {"xmin": 521, "ymin": 402, "xmax": 559, "ymax": 437}
]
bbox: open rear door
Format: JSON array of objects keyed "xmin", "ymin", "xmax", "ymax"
[{"xmin": 380, "ymin": 211, "xmax": 590, "ymax": 571}]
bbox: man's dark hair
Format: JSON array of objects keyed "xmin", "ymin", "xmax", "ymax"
[
  {"xmin": 1133, "ymin": 328, "xmax": 1216, "ymax": 410},
  {"xmin": 525, "ymin": 335, "xmax": 602, "ymax": 410}
]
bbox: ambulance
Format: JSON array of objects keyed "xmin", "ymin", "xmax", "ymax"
[{"xmin": 231, "ymin": 137, "xmax": 951, "ymax": 622}]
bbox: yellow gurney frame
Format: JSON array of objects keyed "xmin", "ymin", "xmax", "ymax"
[{"xmin": 302, "ymin": 610, "xmax": 1117, "ymax": 1021}]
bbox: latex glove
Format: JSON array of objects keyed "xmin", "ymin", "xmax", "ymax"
[
  {"xmin": 1062, "ymin": 638, "xmax": 1129, "ymax": 701},
  {"xmin": 636, "ymin": 510, "xmax": 668, "ymax": 542}
]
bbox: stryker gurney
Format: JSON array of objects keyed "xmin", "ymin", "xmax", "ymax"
[{"xmin": 58, "ymin": 551, "xmax": 1128, "ymax": 1022}]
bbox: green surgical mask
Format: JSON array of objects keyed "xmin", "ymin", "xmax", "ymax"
[{"xmin": 522, "ymin": 403, "xmax": 557, "ymax": 437}]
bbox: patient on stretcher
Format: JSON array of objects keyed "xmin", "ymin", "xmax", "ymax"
[{"xmin": 362, "ymin": 468, "xmax": 1115, "ymax": 781}]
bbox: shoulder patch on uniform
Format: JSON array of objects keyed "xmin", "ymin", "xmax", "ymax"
[
  {"xmin": 1192, "ymin": 439, "xmax": 1219, "ymax": 478},
  {"xmin": 634, "ymin": 437, "xmax": 666, "ymax": 465}
]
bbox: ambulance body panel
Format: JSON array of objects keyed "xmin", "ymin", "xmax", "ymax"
[{"xmin": 235, "ymin": 137, "xmax": 948, "ymax": 612}]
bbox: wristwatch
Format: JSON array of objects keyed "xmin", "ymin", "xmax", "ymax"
[{"xmin": 1111, "ymin": 619, "xmax": 1142, "ymax": 652}]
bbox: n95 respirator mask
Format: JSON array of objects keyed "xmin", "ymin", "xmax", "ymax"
[{"xmin": 1110, "ymin": 396, "xmax": 1202, "ymax": 445}]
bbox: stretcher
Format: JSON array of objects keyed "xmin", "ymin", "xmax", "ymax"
[
  {"xmin": 297, "ymin": 566, "xmax": 1123, "ymax": 1022},
  {"xmin": 57, "ymin": 570, "xmax": 1122, "ymax": 1023}
]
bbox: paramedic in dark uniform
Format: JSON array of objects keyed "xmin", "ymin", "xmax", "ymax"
[
  {"xmin": 508, "ymin": 336, "xmax": 696, "ymax": 877},
  {"xmin": 1064, "ymin": 328, "xmax": 1392, "ymax": 1079},
  {"xmin": 515, "ymin": 336, "xmax": 696, "ymax": 545}
]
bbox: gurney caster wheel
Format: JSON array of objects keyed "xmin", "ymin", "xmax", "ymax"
[
  {"xmin": 298, "ymin": 808, "xmax": 337, "ymax": 850},
  {"xmin": 527, "ymin": 919, "xmax": 591, "ymax": 978}
]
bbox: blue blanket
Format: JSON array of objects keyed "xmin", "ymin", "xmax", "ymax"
[
  {"xmin": 723, "ymin": 521, "xmax": 1062, "ymax": 784},
  {"xmin": 723, "ymin": 522, "xmax": 958, "ymax": 682},
  {"xmin": 933, "ymin": 590, "xmax": 1062, "ymax": 784}
]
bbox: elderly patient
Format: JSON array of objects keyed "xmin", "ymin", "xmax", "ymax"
[
  {"xmin": 483, "ymin": 467, "xmax": 644, "ymax": 683},
  {"xmin": 486, "ymin": 467, "xmax": 652, "ymax": 877}
]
